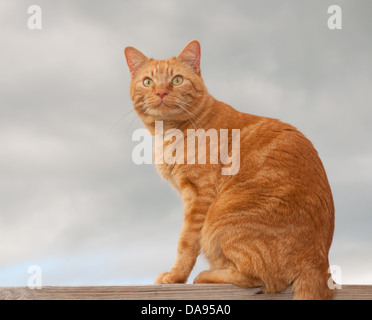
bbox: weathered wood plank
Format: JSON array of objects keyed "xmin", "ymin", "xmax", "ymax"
[{"xmin": 0, "ymin": 285, "xmax": 371, "ymax": 300}]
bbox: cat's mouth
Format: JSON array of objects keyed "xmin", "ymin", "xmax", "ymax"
[
  {"xmin": 156, "ymin": 101, "xmax": 169, "ymax": 108},
  {"xmin": 144, "ymin": 101, "xmax": 175, "ymax": 117},
  {"xmin": 152, "ymin": 101, "xmax": 171, "ymax": 113},
  {"xmin": 143, "ymin": 97, "xmax": 186, "ymax": 118}
]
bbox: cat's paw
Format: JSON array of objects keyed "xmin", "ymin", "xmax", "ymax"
[
  {"xmin": 193, "ymin": 271, "xmax": 210, "ymax": 284},
  {"xmin": 154, "ymin": 272, "xmax": 186, "ymax": 284}
]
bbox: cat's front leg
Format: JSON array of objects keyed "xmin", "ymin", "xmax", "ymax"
[{"xmin": 154, "ymin": 207, "xmax": 206, "ymax": 284}]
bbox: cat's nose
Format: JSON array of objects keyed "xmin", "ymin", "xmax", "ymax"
[{"xmin": 156, "ymin": 90, "xmax": 168, "ymax": 99}]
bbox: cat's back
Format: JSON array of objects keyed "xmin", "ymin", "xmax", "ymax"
[
  {"xmin": 237, "ymin": 110, "xmax": 327, "ymax": 181},
  {"xmin": 216, "ymin": 100, "xmax": 334, "ymax": 213},
  {"xmin": 215, "ymin": 100, "xmax": 323, "ymax": 172}
]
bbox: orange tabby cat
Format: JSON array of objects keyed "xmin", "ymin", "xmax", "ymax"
[{"xmin": 124, "ymin": 40, "xmax": 335, "ymax": 299}]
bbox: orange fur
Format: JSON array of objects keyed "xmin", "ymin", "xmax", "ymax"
[{"xmin": 124, "ymin": 41, "xmax": 335, "ymax": 300}]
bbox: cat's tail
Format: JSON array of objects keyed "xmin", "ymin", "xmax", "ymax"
[{"xmin": 292, "ymin": 267, "xmax": 334, "ymax": 300}]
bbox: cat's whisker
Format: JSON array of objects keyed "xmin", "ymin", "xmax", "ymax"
[
  {"xmin": 177, "ymin": 99, "xmax": 203, "ymax": 129},
  {"xmin": 174, "ymin": 104, "xmax": 199, "ymax": 130},
  {"xmin": 176, "ymin": 98, "xmax": 219, "ymax": 117},
  {"xmin": 176, "ymin": 107, "xmax": 198, "ymax": 129},
  {"xmin": 108, "ymin": 108, "xmax": 136, "ymax": 133},
  {"xmin": 175, "ymin": 101, "xmax": 205, "ymax": 129}
]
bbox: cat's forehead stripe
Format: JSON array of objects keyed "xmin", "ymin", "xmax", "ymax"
[
  {"xmin": 157, "ymin": 60, "xmax": 168, "ymax": 74},
  {"xmin": 151, "ymin": 68, "xmax": 156, "ymax": 77},
  {"xmin": 150, "ymin": 60, "xmax": 175, "ymax": 77}
]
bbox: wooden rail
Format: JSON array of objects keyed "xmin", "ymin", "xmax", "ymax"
[{"xmin": 1, "ymin": 284, "xmax": 371, "ymax": 300}]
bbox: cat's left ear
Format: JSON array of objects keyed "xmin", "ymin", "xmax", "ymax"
[
  {"xmin": 177, "ymin": 40, "xmax": 201, "ymax": 74},
  {"xmin": 124, "ymin": 46, "xmax": 149, "ymax": 77}
]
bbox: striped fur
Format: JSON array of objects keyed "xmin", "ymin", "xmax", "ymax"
[{"xmin": 124, "ymin": 41, "xmax": 335, "ymax": 299}]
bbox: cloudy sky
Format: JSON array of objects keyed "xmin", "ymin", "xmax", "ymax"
[{"xmin": 0, "ymin": 0, "xmax": 371, "ymax": 287}]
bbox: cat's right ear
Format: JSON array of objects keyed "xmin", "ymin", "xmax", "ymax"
[{"xmin": 124, "ymin": 47, "xmax": 148, "ymax": 78}]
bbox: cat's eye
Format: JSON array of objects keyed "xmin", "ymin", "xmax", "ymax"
[
  {"xmin": 143, "ymin": 78, "xmax": 154, "ymax": 87},
  {"xmin": 171, "ymin": 75, "xmax": 183, "ymax": 86}
]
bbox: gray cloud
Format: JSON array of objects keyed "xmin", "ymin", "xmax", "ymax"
[{"xmin": 0, "ymin": 0, "xmax": 371, "ymax": 286}]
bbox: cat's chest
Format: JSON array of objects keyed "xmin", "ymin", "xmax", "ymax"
[{"xmin": 153, "ymin": 135, "xmax": 184, "ymax": 189}]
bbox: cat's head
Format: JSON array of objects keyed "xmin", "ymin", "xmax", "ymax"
[{"xmin": 124, "ymin": 41, "xmax": 208, "ymax": 123}]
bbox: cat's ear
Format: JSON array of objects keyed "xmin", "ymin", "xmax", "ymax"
[
  {"xmin": 124, "ymin": 46, "xmax": 149, "ymax": 77},
  {"xmin": 177, "ymin": 40, "xmax": 201, "ymax": 74}
]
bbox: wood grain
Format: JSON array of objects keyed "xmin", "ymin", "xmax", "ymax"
[{"xmin": 0, "ymin": 284, "xmax": 371, "ymax": 300}]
